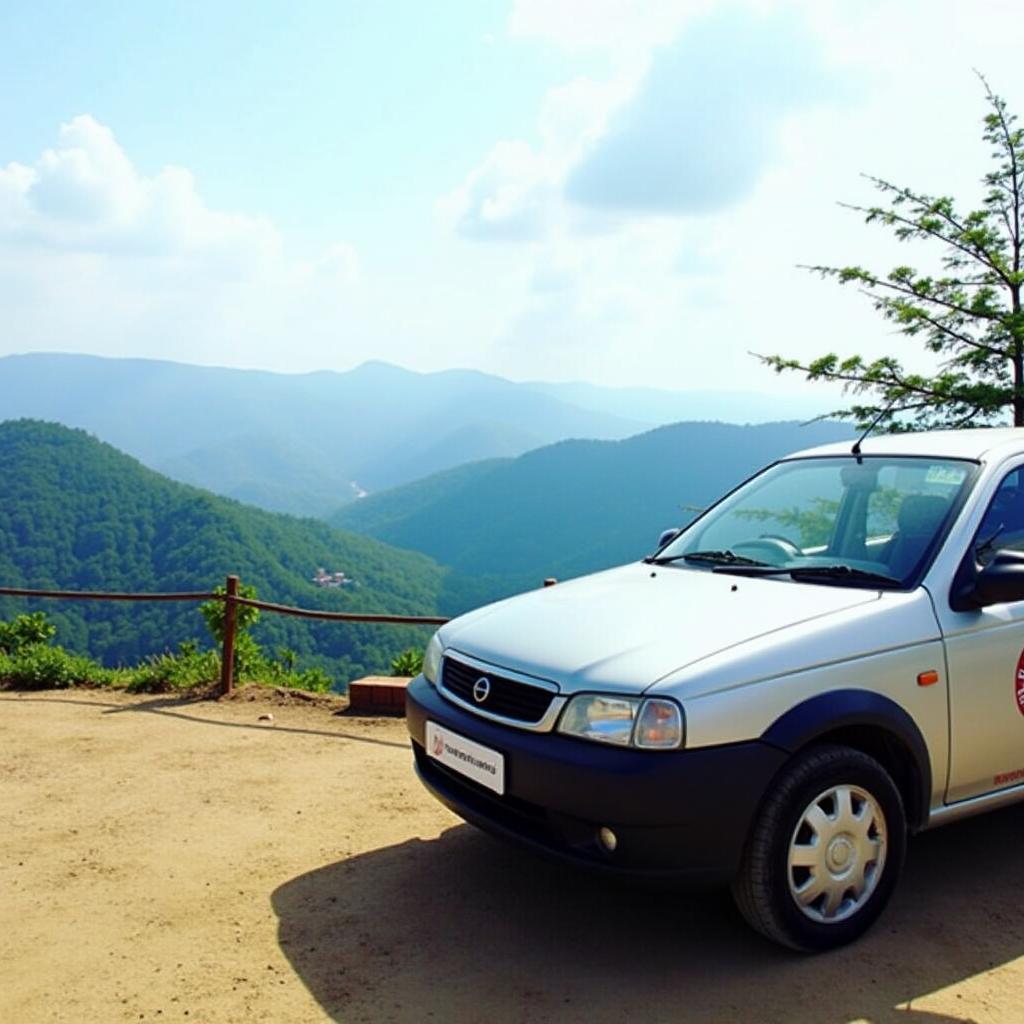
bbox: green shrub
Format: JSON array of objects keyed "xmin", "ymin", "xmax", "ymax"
[
  {"xmin": 292, "ymin": 667, "xmax": 332, "ymax": 693},
  {"xmin": 201, "ymin": 583, "xmax": 259, "ymax": 657},
  {"xmin": 0, "ymin": 601, "xmax": 335, "ymax": 695},
  {"xmin": 390, "ymin": 648, "xmax": 423, "ymax": 676},
  {"xmin": 0, "ymin": 643, "xmax": 110, "ymax": 689},
  {"xmin": 232, "ymin": 651, "xmax": 334, "ymax": 693},
  {"xmin": 0, "ymin": 612, "xmax": 58, "ymax": 654},
  {"xmin": 123, "ymin": 642, "xmax": 221, "ymax": 693},
  {"xmin": 230, "ymin": 632, "xmax": 264, "ymax": 676}
]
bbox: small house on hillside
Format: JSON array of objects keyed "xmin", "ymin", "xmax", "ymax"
[{"xmin": 311, "ymin": 568, "xmax": 354, "ymax": 588}]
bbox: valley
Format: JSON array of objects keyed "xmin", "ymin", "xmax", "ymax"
[{"xmin": 0, "ymin": 353, "xmax": 829, "ymax": 515}]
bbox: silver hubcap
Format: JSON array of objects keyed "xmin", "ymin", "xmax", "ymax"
[{"xmin": 787, "ymin": 784, "xmax": 887, "ymax": 924}]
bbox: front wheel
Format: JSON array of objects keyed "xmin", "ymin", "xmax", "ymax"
[{"xmin": 732, "ymin": 744, "xmax": 907, "ymax": 952}]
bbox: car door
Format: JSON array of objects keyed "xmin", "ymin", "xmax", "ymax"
[{"xmin": 938, "ymin": 462, "xmax": 1024, "ymax": 803}]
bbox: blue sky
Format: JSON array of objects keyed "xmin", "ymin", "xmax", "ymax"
[
  {"xmin": 2, "ymin": 1, "xmax": 1023, "ymax": 391},
  {"xmin": 0, "ymin": 2, "xmax": 564, "ymax": 242}
]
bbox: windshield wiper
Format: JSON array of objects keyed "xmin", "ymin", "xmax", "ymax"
[
  {"xmin": 790, "ymin": 565, "xmax": 903, "ymax": 586},
  {"xmin": 645, "ymin": 549, "xmax": 771, "ymax": 568},
  {"xmin": 711, "ymin": 563, "xmax": 902, "ymax": 587}
]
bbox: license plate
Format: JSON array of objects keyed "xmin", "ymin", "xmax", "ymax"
[{"xmin": 425, "ymin": 721, "xmax": 505, "ymax": 795}]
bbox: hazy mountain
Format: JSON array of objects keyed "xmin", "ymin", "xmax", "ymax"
[
  {"xmin": 0, "ymin": 353, "xmax": 831, "ymax": 514},
  {"xmin": 0, "ymin": 355, "xmax": 642, "ymax": 512},
  {"xmin": 331, "ymin": 419, "xmax": 855, "ymax": 611},
  {"xmin": 0, "ymin": 419, "xmax": 450, "ymax": 681},
  {"xmin": 156, "ymin": 433, "xmax": 358, "ymax": 517},
  {"xmin": 529, "ymin": 379, "xmax": 829, "ymax": 427}
]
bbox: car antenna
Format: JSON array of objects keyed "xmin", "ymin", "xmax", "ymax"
[{"xmin": 851, "ymin": 399, "xmax": 898, "ymax": 462}]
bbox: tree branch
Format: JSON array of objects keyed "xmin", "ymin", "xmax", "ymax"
[
  {"xmin": 756, "ymin": 355, "xmax": 952, "ymax": 401},
  {"xmin": 951, "ymin": 404, "xmax": 986, "ymax": 428},
  {"xmin": 981, "ymin": 75, "xmax": 1022, "ymax": 262},
  {"xmin": 801, "ymin": 265, "xmax": 1005, "ymax": 322},
  {"xmin": 851, "ymin": 289, "xmax": 1004, "ymax": 355},
  {"xmin": 840, "ymin": 195, "xmax": 1012, "ymax": 287}
]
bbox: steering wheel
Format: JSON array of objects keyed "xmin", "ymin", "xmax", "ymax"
[{"xmin": 733, "ymin": 535, "xmax": 802, "ymax": 562}]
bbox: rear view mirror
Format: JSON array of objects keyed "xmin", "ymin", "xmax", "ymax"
[
  {"xmin": 657, "ymin": 528, "xmax": 681, "ymax": 550},
  {"xmin": 841, "ymin": 464, "xmax": 879, "ymax": 490},
  {"xmin": 974, "ymin": 550, "xmax": 1024, "ymax": 606},
  {"xmin": 953, "ymin": 549, "xmax": 1024, "ymax": 609}
]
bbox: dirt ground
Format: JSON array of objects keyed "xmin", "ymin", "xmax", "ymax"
[{"xmin": 2, "ymin": 690, "xmax": 1023, "ymax": 1024}]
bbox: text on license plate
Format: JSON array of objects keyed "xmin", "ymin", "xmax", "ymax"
[{"xmin": 425, "ymin": 721, "xmax": 505, "ymax": 795}]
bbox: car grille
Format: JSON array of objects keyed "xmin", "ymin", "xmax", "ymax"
[{"xmin": 441, "ymin": 656, "xmax": 555, "ymax": 723}]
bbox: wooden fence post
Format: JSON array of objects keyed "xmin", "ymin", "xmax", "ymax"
[{"xmin": 220, "ymin": 574, "xmax": 240, "ymax": 696}]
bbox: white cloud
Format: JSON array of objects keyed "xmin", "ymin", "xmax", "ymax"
[
  {"xmin": 308, "ymin": 243, "xmax": 361, "ymax": 287},
  {"xmin": 437, "ymin": 140, "xmax": 557, "ymax": 241},
  {"xmin": 565, "ymin": 8, "xmax": 835, "ymax": 213},
  {"xmin": 31, "ymin": 117, "xmax": 145, "ymax": 225},
  {"xmin": 440, "ymin": 72, "xmax": 641, "ymax": 241},
  {"xmin": 508, "ymin": 0, "xmax": 704, "ymax": 55},
  {"xmin": 444, "ymin": 5, "xmax": 835, "ymax": 241},
  {"xmin": 0, "ymin": 115, "xmax": 281, "ymax": 273},
  {"xmin": 0, "ymin": 115, "xmax": 363, "ymax": 369}
]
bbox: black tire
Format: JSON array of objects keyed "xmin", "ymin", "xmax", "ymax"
[{"xmin": 731, "ymin": 743, "xmax": 907, "ymax": 952}]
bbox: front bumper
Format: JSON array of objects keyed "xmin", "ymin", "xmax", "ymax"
[{"xmin": 406, "ymin": 675, "xmax": 788, "ymax": 883}]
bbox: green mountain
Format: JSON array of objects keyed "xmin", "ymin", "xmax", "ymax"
[
  {"xmin": 332, "ymin": 419, "xmax": 855, "ymax": 611},
  {"xmin": 0, "ymin": 420, "xmax": 448, "ymax": 683},
  {"xmin": 156, "ymin": 433, "xmax": 354, "ymax": 518},
  {"xmin": 0, "ymin": 353, "xmax": 831, "ymax": 515},
  {"xmin": 0, "ymin": 417, "xmax": 856, "ymax": 682},
  {"xmin": 0, "ymin": 354, "xmax": 645, "ymax": 514}
]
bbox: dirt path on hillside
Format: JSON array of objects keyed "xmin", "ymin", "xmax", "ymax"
[{"xmin": 2, "ymin": 689, "xmax": 1023, "ymax": 1024}]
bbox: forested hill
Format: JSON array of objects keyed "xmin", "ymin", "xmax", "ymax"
[
  {"xmin": 0, "ymin": 354, "xmax": 644, "ymax": 514},
  {"xmin": 0, "ymin": 420, "xmax": 447, "ymax": 680},
  {"xmin": 0, "ymin": 353, "xmax": 828, "ymax": 516},
  {"xmin": 331, "ymin": 419, "xmax": 855, "ymax": 610}
]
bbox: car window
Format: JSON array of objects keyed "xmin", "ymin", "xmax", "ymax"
[
  {"xmin": 975, "ymin": 467, "xmax": 1024, "ymax": 565},
  {"xmin": 694, "ymin": 463, "xmax": 844, "ymax": 553},
  {"xmin": 661, "ymin": 456, "xmax": 974, "ymax": 586}
]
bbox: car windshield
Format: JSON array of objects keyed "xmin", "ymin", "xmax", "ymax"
[{"xmin": 653, "ymin": 455, "xmax": 976, "ymax": 588}]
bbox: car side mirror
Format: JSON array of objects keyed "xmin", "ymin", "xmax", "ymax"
[
  {"xmin": 657, "ymin": 527, "xmax": 681, "ymax": 550},
  {"xmin": 952, "ymin": 549, "xmax": 1024, "ymax": 610}
]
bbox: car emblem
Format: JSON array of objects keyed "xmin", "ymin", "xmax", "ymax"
[{"xmin": 472, "ymin": 676, "xmax": 491, "ymax": 703}]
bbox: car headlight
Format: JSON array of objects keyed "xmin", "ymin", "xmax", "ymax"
[
  {"xmin": 633, "ymin": 698, "xmax": 685, "ymax": 749},
  {"xmin": 422, "ymin": 630, "xmax": 444, "ymax": 685},
  {"xmin": 558, "ymin": 695, "xmax": 638, "ymax": 745},
  {"xmin": 557, "ymin": 694, "xmax": 684, "ymax": 749}
]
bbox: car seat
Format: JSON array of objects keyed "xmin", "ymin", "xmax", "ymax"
[{"xmin": 885, "ymin": 494, "xmax": 952, "ymax": 579}]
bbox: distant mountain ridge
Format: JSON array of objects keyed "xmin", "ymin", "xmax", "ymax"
[
  {"xmin": 330, "ymin": 418, "xmax": 855, "ymax": 611},
  {"xmin": 527, "ymin": 378, "xmax": 829, "ymax": 425},
  {"xmin": 0, "ymin": 353, "xmax": 829, "ymax": 516},
  {"xmin": 0, "ymin": 419, "xmax": 449, "ymax": 681}
]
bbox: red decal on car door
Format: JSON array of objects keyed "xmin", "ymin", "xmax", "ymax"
[{"xmin": 1016, "ymin": 650, "xmax": 1024, "ymax": 716}]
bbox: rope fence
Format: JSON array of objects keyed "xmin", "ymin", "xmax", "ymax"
[{"xmin": 0, "ymin": 575, "xmax": 450, "ymax": 695}]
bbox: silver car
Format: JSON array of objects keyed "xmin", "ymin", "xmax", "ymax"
[{"xmin": 406, "ymin": 428, "xmax": 1024, "ymax": 950}]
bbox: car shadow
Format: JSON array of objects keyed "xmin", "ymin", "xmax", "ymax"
[
  {"xmin": 0, "ymin": 693, "xmax": 407, "ymax": 748},
  {"xmin": 272, "ymin": 804, "xmax": 1024, "ymax": 1023}
]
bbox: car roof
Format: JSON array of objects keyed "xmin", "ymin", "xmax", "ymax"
[{"xmin": 788, "ymin": 427, "xmax": 1024, "ymax": 463}]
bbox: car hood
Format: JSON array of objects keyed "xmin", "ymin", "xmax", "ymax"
[{"xmin": 439, "ymin": 562, "xmax": 881, "ymax": 694}]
